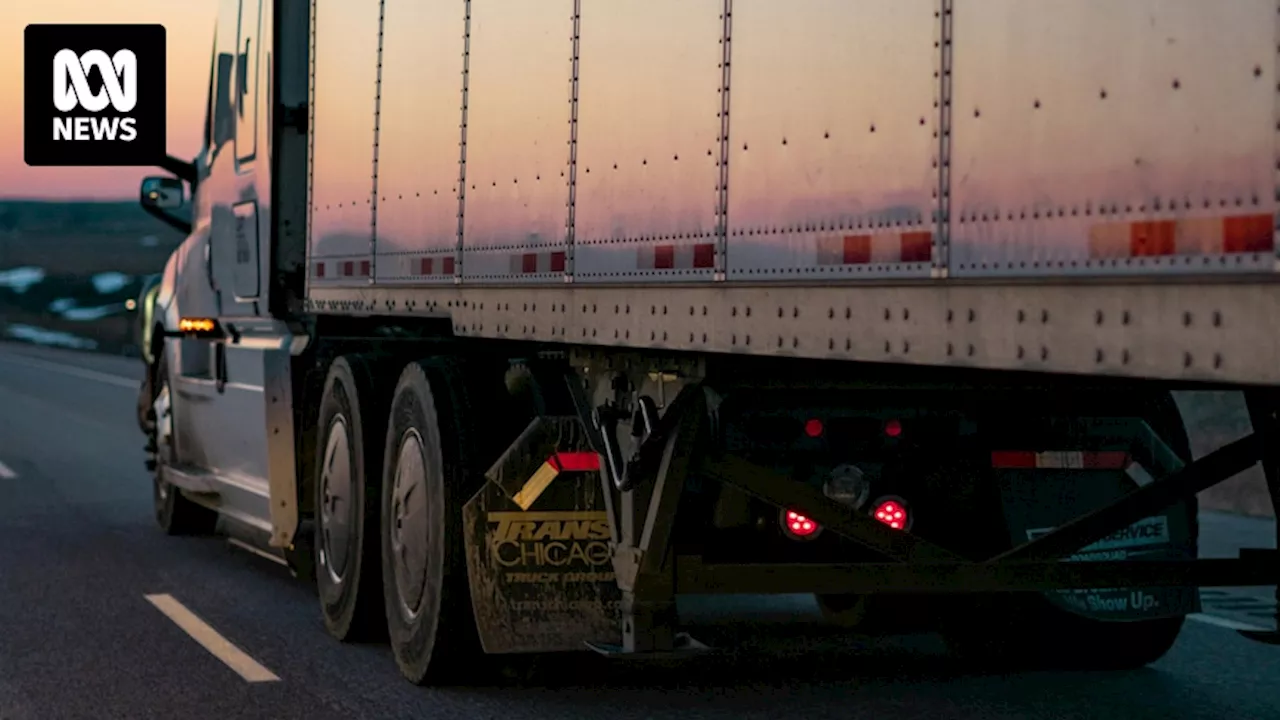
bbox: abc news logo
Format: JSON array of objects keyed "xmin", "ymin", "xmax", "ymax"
[
  {"xmin": 53, "ymin": 49, "xmax": 139, "ymax": 142},
  {"xmin": 25, "ymin": 24, "xmax": 166, "ymax": 167}
]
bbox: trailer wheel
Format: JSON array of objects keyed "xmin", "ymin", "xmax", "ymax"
[
  {"xmin": 815, "ymin": 594, "xmax": 870, "ymax": 627},
  {"xmin": 945, "ymin": 595, "xmax": 1189, "ymax": 672},
  {"xmin": 314, "ymin": 356, "xmax": 389, "ymax": 642},
  {"xmin": 944, "ymin": 393, "xmax": 1196, "ymax": 671},
  {"xmin": 380, "ymin": 359, "xmax": 484, "ymax": 685},
  {"xmin": 151, "ymin": 351, "xmax": 217, "ymax": 535}
]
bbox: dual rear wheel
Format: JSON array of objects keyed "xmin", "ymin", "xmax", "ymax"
[{"xmin": 312, "ymin": 355, "xmax": 482, "ymax": 684}]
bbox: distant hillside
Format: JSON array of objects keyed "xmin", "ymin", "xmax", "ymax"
[
  {"xmin": 0, "ymin": 200, "xmax": 187, "ymax": 277},
  {"xmin": 0, "ymin": 199, "xmax": 190, "ymax": 234},
  {"xmin": 0, "ymin": 200, "xmax": 189, "ymax": 355}
]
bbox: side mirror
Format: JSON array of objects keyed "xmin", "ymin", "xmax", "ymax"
[
  {"xmin": 141, "ymin": 176, "xmax": 185, "ymax": 210},
  {"xmin": 139, "ymin": 175, "xmax": 192, "ymax": 235}
]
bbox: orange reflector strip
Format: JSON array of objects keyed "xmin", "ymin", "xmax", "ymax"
[{"xmin": 991, "ymin": 451, "xmax": 1130, "ymax": 470}]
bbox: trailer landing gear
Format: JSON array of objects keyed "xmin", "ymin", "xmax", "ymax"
[{"xmin": 587, "ymin": 385, "xmax": 714, "ymax": 659}]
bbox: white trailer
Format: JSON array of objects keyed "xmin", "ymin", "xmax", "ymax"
[{"xmin": 133, "ymin": 0, "xmax": 1278, "ymax": 685}]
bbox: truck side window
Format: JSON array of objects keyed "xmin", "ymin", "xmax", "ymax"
[
  {"xmin": 236, "ymin": 0, "xmax": 263, "ymax": 164},
  {"xmin": 210, "ymin": 0, "xmax": 241, "ymax": 164},
  {"xmin": 202, "ymin": 37, "xmax": 215, "ymax": 152},
  {"xmin": 213, "ymin": 54, "xmax": 235, "ymax": 153}
]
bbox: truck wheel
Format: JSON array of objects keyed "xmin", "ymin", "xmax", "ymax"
[
  {"xmin": 151, "ymin": 352, "xmax": 217, "ymax": 535},
  {"xmin": 380, "ymin": 359, "xmax": 484, "ymax": 685},
  {"xmin": 944, "ymin": 393, "xmax": 1196, "ymax": 671},
  {"xmin": 945, "ymin": 595, "xmax": 1188, "ymax": 672},
  {"xmin": 314, "ymin": 356, "xmax": 389, "ymax": 642}
]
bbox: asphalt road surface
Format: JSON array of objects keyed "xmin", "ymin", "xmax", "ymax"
[{"xmin": 0, "ymin": 341, "xmax": 1276, "ymax": 720}]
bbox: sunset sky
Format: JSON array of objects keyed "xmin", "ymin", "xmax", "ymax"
[{"xmin": 0, "ymin": 1, "xmax": 215, "ymax": 200}]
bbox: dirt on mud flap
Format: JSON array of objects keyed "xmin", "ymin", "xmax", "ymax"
[
  {"xmin": 462, "ymin": 417, "xmax": 622, "ymax": 654},
  {"xmin": 996, "ymin": 453, "xmax": 1200, "ymax": 621}
]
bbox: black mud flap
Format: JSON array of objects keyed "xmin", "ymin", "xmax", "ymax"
[
  {"xmin": 997, "ymin": 459, "xmax": 1200, "ymax": 622},
  {"xmin": 462, "ymin": 417, "xmax": 621, "ymax": 654}
]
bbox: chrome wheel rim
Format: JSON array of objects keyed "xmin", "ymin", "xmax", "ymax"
[
  {"xmin": 390, "ymin": 428, "xmax": 429, "ymax": 619},
  {"xmin": 318, "ymin": 416, "xmax": 353, "ymax": 585}
]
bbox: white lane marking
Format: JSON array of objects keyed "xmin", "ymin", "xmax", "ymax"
[
  {"xmin": 0, "ymin": 352, "xmax": 137, "ymax": 389},
  {"xmin": 1187, "ymin": 612, "xmax": 1272, "ymax": 633},
  {"xmin": 144, "ymin": 593, "xmax": 281, "ymax": 683},
  {"xmin": 0, "ymin": 460, "xmax": 14, "ymax": 479}
]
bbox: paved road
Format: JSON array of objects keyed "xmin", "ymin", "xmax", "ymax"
[{"xmin": 0, "ymin": 341, "xmax": 1276, "ymax": 720}]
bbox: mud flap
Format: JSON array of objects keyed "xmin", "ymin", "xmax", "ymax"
[
  {"xmin": 462, "ymin": 417, "xmax": 621, "ymax": 654},
  {"xmin": 998, "ymin": 464, "xmax": 1200, "ymax": 622}
]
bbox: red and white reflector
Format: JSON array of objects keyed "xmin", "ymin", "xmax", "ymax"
[
  {"xmin": 990, "ymin": 451, "xmax": 1130, "ymax": 470},
  {"xmin": 511, "ymin": 451, "xmax": 601, "ymax": 511},
  {"xmin": 816, "ymin": 230, "xmax": 934, "ymax": 265},
  {"xmin": 1087, "ymin": 213, "xmax": 1273, "ymax": 259},
  {"xmin": 871, "ymin": 497, "xmax": 910, "ymax": 531},
  {"xmin": 781, "ymin": 508, "xmax": 821, "ymax": 540}
]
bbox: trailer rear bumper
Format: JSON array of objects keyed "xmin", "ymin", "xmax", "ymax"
[
  {"xmin": 675, "ymin": 553, "xmax": 1278, "ymax": 596},
  {"xmin": 600, "ymin": 385, "xmax": 1279, "ymax": 653}
]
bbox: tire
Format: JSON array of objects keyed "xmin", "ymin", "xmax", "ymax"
[
  {"xmin": 945, "ymin": 597, "xmax": 1188, "ymax": 672},
  {"xmin": 150, "ymin": 352, "xmax": 217, "ymax": 535},
  {"xmin": 815, "ymin": 594, "xmax": 870, "ymax": 628},
  {"xmin": 944, "ymin": 392, "xmax": 1196, "ymax": 671},
  {"xmin": 380, "ymin": 359, "xmax": 485, "ymax": 685},
  {"xmin": 314, "ymin": 356, "xmax": 389, "ymax": 642}
]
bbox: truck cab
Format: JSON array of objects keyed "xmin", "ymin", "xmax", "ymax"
[{"xmin": 137, "ymin": 0, "xmax": 309, "ymax": 557}]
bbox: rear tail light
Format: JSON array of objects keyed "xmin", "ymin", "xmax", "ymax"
[
  {"xmin": 871, "ymin": 496, "xmax": 911, "ymax": 531},
  {"xmin": 803, "ymin": 418, "xmax": 825, "ymax": 438},
  {"xmin": 884, "ymin": 419, "xmax": 903, "ymax": 437},
  {"xmin": 781, "ymin": 508, "xmax": 821, "ymax": 540}
]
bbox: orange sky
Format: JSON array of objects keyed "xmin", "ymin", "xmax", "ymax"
[{"xmin": 0, "ymin": 1, "xmax": 215, "ymax": 200}]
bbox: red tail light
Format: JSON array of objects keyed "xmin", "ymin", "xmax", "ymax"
[
  {"xmin": 803, "ymin": 418, "xmax": 825, "ymax": 438},
  {"xmin": 781, "ymin": 508, "xmax": 821, "ymax": 540},
  {"xmin": 872, "ymin": 497, "xmax": 910, "ymax": 531}
]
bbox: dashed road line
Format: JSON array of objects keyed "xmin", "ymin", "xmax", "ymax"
[
  {"xmin": 144, "ymin": 593, "xmax": 280, "ymax": 683},
  {"xmin": 1187, "ymin": 612, "xmax": 1272, "ymax": 633},
  {"xmin": 1198, "ymin": 588, "xmax": 1277, "ymax": 632},
  {"xmin": 0, "ymin": 352, "xmax": 137, "ymax": 389},
  {"xmin": 0, "ymin": 460, "xmax": 14, "ymax": 479}
]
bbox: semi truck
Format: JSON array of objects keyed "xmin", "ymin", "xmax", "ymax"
[{"xmin": 131, "ymin": 0, "xmax": 1279, "ymax": 685}]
